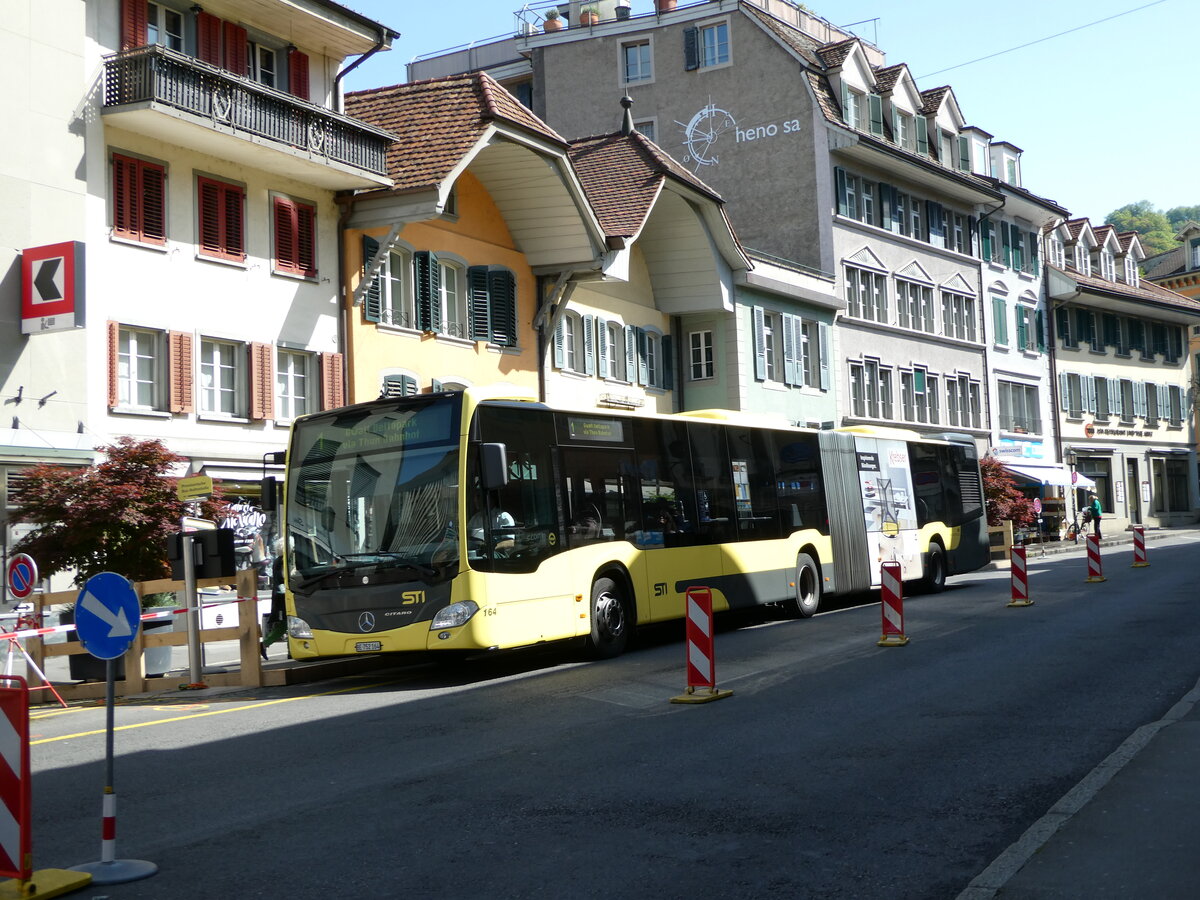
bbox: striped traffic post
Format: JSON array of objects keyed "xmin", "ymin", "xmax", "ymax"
[
  {"xmin": 1131, "ymin": 525, "xmax": 1150, "ymax": 568},
  {"xmin": 670, "ymin": 586, "xmax": 732, "ymax": 704},
  {"xmin": 0, "ymin": 676, "xmax": 92, "ymax": 897},
  {"xmin": 877, "ymin": 561, "xmax": 909, "ymax": 646},
  {"xmin": 1085, "ymin": 534, "xmax": 1106, "ymax": 583},
  {"xmin": 1007, "ymin": 545, "xmax": 1033, "ymax": 607}
]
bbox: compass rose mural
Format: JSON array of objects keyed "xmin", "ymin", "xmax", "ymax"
[{"xmin": 676, "ymin": 100, "xmax": 737, "ymax": 171}]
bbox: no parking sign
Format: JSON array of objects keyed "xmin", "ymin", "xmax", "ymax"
[{"xmin": 6, "ymin": 553, "xmax": 38, "ymax": 606}]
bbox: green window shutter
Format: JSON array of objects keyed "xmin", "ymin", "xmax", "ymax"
[
  {"xmin": 981, "ymin": 221, "xmax": 992, "ymax": 261},
  {"xmin": 835, "ymin": 167, "xmax": 848, "ymax": 217},
  {"xmin": 957, "ymin": 135, "xmax": 970, "ymax": 170},
  {"xmin": 992, "ymin": 297, "xmax": 1007, "ymax": 345},
  {"xmin": 582, "ymin": 313, "xmax": 595, "ymax": 375},
  {"xmin": 818, "ymin": 323, "xmax": 830, "ymax": 390},
  {"xmin": 553, "ymin": 319, "xmax": 565, "ymax": 368},
  {"xmin": 1016, "ymin": 308, "xmax": 1027, "ymax": 349},
  {"xmin": 1029, "ymin": 232, "xmax": 1040, "ymax": 276},
  {"xmin": 467, "ymin": 265, "xmax": 490, "ymax": 341},
  {"xmin": 624, "ymin": 325, "xmax": 637, "ymax": 381},
  {"xmin": 781, "ymin": 313, "xmax": 796, "ymax": 385},
  {"xmin": 1001, "ymin": 222, "xmax": 1012, "ymax": 267},
  {"xmin": 752, "ymin": 306, "xmax": 767, "ymax": 381},
  {"xmin": 413, "ymin": 250, "xmax": 441, "ymax": 332},
  {"xmin": 916, "ymin": 116, "xmax": 928, "ymax": 155},
  {"xmin": 662, "ymin": 334, "xmax": 674, "ymax": 390},
  {"xmin": 1058, "ymin": 372, "xmax": 1068, "ymax": 412},
  {"xmin": 1036, "ymin": 310, "xmax": 1045, "ymax": 352},
  {"xmin": 683, "ymin": 26, "xmax": 699, "ymax": 71},
  {"xmin": 1055, "ymin": 307, "xmax": 1070, "ymax": 346},
  {"xmin": 487, "ymin": 268, "xmax": 517, "ymax": 346},
  {"xmin": 596, "ymin": 317, "xmax": 608, "ymax": 377},
  {"xmin": 362, "ymin": 235, "xmax": 381, "ymax": 323},
  {"xmin": 868, "ymin": 94, "xmax": 883, "ymax": 135},
  {"xmin": 636, "ymin": 327, "xmax": 649, "ymax": 385}
]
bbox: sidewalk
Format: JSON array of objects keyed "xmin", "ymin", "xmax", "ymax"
[
  {"xmin": 986, "ymin": 522, "xmax": 1200, "ymax": 567},
  {"xmin": 961, "ymin": 526, "xmax": 1200, "ymax": 899}
]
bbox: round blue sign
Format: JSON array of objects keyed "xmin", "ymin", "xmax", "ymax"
[{"xmin": 74, "ymin": 572, "xmax": 141, "ymax": 660}]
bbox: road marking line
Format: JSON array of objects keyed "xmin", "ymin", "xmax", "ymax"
[{"xmin": 31, "ymin": 680, "xmax": 396, "ymax": 745}]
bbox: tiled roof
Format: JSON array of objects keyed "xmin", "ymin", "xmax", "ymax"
[
  {"xmin": 1142, "ymin": 247, "xmax": 1185, "ymax": 280},
  {"xmin": 1064, "ymin": 218, "xmax": 1090, "ymax": 241},
  {"xmin": 1052, "ymin": 263, "xmax": 1200, "ymax": 314},
  {"xmin": 343, "ymin": 72, "xmax": 565, "ymax": 193},
  {"xmin": 1091, "ymin": 224, "xmax": 1115, "ymax": 246},
  {"xmin": 567, "ymin": 130, "xmax": 724, "ymax": 238},
  {"xmin": 872, "ymin": 64, "xmax": 904, "ymax": 93},
  {"xmin": 920, "ymin": 86, "xmax": 951, "ymax": 115},
  {"xmin": 815, "ymin": 37, "xmax": 857, "ymax": 68},
  {"xmin": 741, "ymin": 4, "xmax": 824, "ymax": 67},
  {"xmin": 1116, "ymin": 231, "xmax": 1141, "ymax": 254}
]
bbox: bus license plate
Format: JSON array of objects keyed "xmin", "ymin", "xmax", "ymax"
[{"xmin": 355, "ymin": 641, "xmax": 382, "ymax": 652}]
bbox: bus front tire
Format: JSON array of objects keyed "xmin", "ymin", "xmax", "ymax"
[
  {"xmin": 791, "ymin": 552, "xmax": 821, "ymax": 618},
  {"xmin": 922, "ymin": 544, "xmax": 947, "ymax": 593},
  {"xmin": 587, "ymin": 576, "xmax": 631, "ymax": 659}
]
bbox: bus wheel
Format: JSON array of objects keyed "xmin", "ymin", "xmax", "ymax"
[
  {"xmin": 923, "ymin": 544, "xmax": 947, "ymax": 593},
  {"xmin": 587, "ymin": 576, "xmax": 631, "ymax": 659},
  {"xmin": 791, "ymin": 552, "xmax": 821, "ymax": 618}
]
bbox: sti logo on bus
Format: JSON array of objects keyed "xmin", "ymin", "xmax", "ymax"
[
  {"xmin": 401, "ymin": 590, "xmax": 424, "ymax": 605},
  {"xmin": 654, "ymin": 583, "xmax": 667, "ymax": 597}
]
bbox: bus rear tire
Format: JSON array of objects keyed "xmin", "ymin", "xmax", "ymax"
[
  {"xmin": 587, "ymin": 576, "xmax": 631, "ymax": 659},
  {"xmin": 790, "ymin": 552, "xmax": 821, "ymax": 618},
  {"xmin": 922, "ymin": 543, "xmax": 947, "ymax": 593}
]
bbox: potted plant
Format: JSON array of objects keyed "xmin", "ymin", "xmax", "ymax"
[
  {"xmin": 615, "ymin": 0, "xmax": 632, "ymax": 20},
  {"xmin": 542, "ymin": 8, "xmax": 563, "ymax": 32},
  {"xmin": 580, "ymin": 5, "xmax": 600, "ymax": 25},
  {"xmin": 655, "ymin": 0, "xmax": 677, "ymax": 12}
]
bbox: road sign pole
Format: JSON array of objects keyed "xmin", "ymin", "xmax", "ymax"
[{"xmin": 181, "ymin": 517, "xmax": 206, "ymax": 690}]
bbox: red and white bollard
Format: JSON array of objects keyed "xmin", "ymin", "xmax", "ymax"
[
  {"xmin": 670, "ymin": 586, "xmax": 732, "ymax": 703},
  {"xmin": 1131, "ymin": 525, "xmax": 1150, "ymax": 568},
  {"xmin": 0, "ymin": 678, "xmax": 31, "ymax": 884},
  {"xmin": 877, "ymin": 561, "xmax": 909, "ymax": 646},
  {"xmin": 1085, "ymin": 533, "xmax": 1106, "ymax": 583},
  {"xmin": 1008, "ymin": 545, "xmax": 1033, "ymax": 607}
]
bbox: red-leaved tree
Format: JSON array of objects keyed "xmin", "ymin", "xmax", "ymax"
[
  {"xmin": 980, "ymin": 456, "xmax": 1036, "ymax": 528},
  {"xmin": 12, "ymin": 437, "xmax": 226, "ymax": 586}
]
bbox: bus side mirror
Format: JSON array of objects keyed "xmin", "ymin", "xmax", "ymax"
[
  {"xmin": 262, "ymin": 476, "xmax": 278, "ymax": 512},
  {"xmin": 480, "ymin": 443, "xmax": 509, "ymax": 491}
]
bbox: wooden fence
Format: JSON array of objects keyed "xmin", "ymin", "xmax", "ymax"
[{"xmin": 24, "ymin": 569, "xmax": 285, "ymax": 702}]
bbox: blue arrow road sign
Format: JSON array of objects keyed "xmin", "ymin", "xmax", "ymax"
[{"xmin": 74, "ymin": 572, "xmax": 141, "ymax": 660}]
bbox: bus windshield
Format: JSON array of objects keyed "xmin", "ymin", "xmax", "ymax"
[{"xmin": 285, "ymin": 394, "xmax": 461, "ymax": 586}]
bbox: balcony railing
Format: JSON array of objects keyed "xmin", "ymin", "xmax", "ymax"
[{"xmin": 104, "ymin": 45, "xmax": 392, "ymax": 178}]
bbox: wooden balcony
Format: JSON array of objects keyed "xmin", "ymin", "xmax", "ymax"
[{"xmin": 103, "ymin": 45, "xmax": 394, "ymax": 190}]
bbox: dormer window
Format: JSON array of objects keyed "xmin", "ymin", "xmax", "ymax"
[
  {"xmin": 1005, "ymin": 157, "xmax": 1018, "ymax": 184},
  {"xmin": 1073, "ymin": 244, "xmax": 1090, "ymax": 275},
  {"xmin": 894, "ymin": 111, "xmax": 913, "ymax": 151},
  {"xmin": 843, "ymin": 87, "xmax": 863, "ymax": 129},
  {"xmin": 1100, "ymin": 249, "xmax": 1115, "ymax": 281},
  {"xmin": 1123, "ymin": 256, "xmax": 1138, "ymax": 286},
  {"xmin": 1048, "ymin": 235, "xmax": 1065, "ymax": 268},
  {"xmin": 1190, "ymin": 238, "xmax": 1200, "ymax": 270}
]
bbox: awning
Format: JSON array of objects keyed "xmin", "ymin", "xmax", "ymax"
[{"xmin": 1002, "ymin": 462, "xmax": 1096, "ymax": 489}]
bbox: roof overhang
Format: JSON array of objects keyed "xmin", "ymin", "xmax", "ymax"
[
  {"xmin": 1047, "ymin": 268, "xmax": 1200, "ymax": 324},
  {"xmin": 197, "ymin": 0, "xmax": 395, "ymax": 57},
  {"xmin": 1001, "ymin": 462, "xmax": 1095, "ymax": 489}
]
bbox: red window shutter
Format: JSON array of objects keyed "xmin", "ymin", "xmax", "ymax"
[
  {"xmin": 169, "ymin": 331, "xmax": 194, "ymax": 413},
  {"xmin": 107, "ymin": 321, "xmax": 120, "ymax": 409},
  {"xmin": 320, "ymin": 352, "xmax": 344, "ymax": 410},
  {"xmin": 296, "ymin": 203, "xmax": 316, "ymax": 277},
  {"xmin": 273, "ymin": 197, "xmax": 316, "ymax": 277},
  {"xmin": 223, "ymin": 22, "xmax": 248, "ymax": 76},
  {"xmin": 112, "ymin": 155, "xmax": 136, "ymax": 238},
  {"xmin": 273, "ymin": 197, "xmax": 296, "ymax": 273},
  {"xmin": 197, "ymin": 177, "xmax": 244, "ymax": 261},
  {"xmin": 138, "ymin": 162, "xmax": 166, "ymax": 244},
  {"xmin": 196, "ymin": 12, "xmax": 222, "ymax": 65},
  {"xmin": 248, "ymin": 343, "xmax": 275, "ymax": 421},
  {"xmin": 120, "ymin": 0, "xmax": 148, "ymax": 50},
  {"xmin": 112, "ymin": 154, "xmax": 165, "ymax": 245},
  {"xmin": 288, "ymin": 49, "xmax": 310, "ymax": 100}
]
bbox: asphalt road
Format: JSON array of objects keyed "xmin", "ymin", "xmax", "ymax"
[{"xmin": 28, "ymin": 534, "xmax": 1200, "ymax": 899}]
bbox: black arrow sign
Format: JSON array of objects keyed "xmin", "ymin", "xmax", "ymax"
[{"xmin": 34, "ymin": 258, "xmax": 63, "ymax": 301}]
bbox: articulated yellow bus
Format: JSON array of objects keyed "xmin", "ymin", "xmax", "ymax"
[{"xmin": 279, "ymin": 388, "xmax": 989, "ymax": 659}]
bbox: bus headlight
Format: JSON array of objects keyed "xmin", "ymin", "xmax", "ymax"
[
  {"xmin": 287, "ymin": 615, "xmax": 314, "ymax": 639},
  {"xmin": 431, "ymin": 601, "xmax": 479, "ymax": 629}
]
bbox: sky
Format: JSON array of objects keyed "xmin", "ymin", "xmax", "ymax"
[{"xmin": 337, "ymin": 0, "xmax": 1196, "ymax": 225}]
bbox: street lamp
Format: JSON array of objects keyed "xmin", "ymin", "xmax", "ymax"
[{"xmin": 1064, "ymin": 448, "xmax": 1078, "ymax": 541}]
